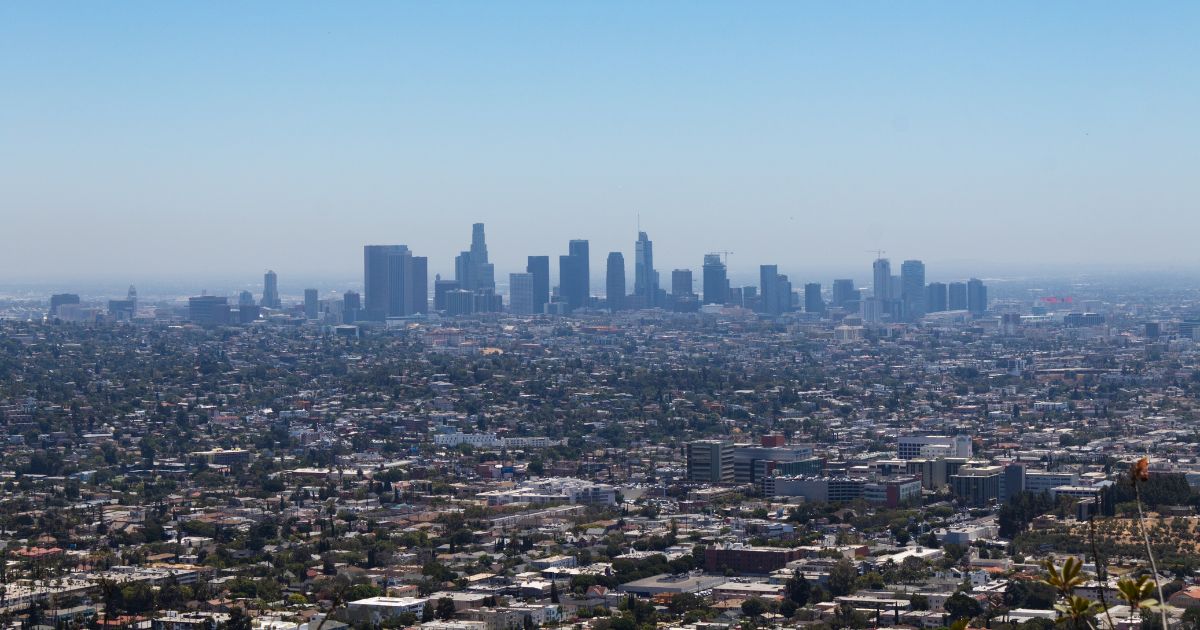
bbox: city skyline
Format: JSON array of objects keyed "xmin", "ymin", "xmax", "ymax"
[{"xmin": 3, "ymin": 3, "xmax": 1199, "ymax": 281}]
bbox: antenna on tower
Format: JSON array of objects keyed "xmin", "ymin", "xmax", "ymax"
[{"xmin": 866, "ymin": 249, "xmax": 887, "ymax": 260}]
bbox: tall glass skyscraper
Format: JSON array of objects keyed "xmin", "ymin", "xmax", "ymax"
[
  {"xmin": 633, "ymin": 231, "xmax": 658, "ymax": 307},
  {"xmin": 526, "ymin": 256, "xmax": 550, "ymax": 314},
  {"xmin": 606, "ymin": 252, "xmax": 625, "ymax": 311},
  {"xmin": 702, "ymin": 254, "xmax": 727, "ymax": 305}
]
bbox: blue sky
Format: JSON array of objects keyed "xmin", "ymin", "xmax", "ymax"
[{"xmin": 2, "ymin": 2, "xmax": 1198, "ymax": 285}]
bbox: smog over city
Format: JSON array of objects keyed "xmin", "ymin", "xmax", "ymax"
[{"xmin": 1, "ymin": 4, "xmax": 1199, "ymax": 630}]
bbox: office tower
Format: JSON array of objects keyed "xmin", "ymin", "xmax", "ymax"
[
  {"xmin": 391, "ymin": 255, "xmax": 428, "ymax": 315},
  {"xmin": 238, "ymin": 290, "xmax": 255, "ymax": 307},
  {"xmin": 606, "ymin": 252, "xmax": 626, "ymax": 311},
  {"xmin": 189, "ymin": 295, "xmax": 230, "ymax": 326},
  {"xmin": 776, "ymin": 275, "xmax": 793, "ymax": 312},
  {"xmin": 702, "ymin": 254, "xmax": 728, "ymax": 304},
  {"xmin": 49, "ymin": 293, "xmax": 80, "ymax": 316},
  {"xmin": 559, "ymin": 240, "xmax": 589, "ymax": 311},
  {"xmin": 261, "ymin": 270, "xmax": 281, "ymax": 309},
  {"xmin": 304, "ymin": 289, "xmax": 319, "ymax": 319},
  {"xmin": 526, "ymin": 256, "xmax": 550, "ymax": 314},
  {"xmin": 364, "ymin": 245, "xmax": 406, "ymax": 319},
  {"xmin": 804, "ymin": 283, "xmax": 824, "ymax": 314},
  {"xmin": 759, "ymin": 265, "xmax": 780, "ymax": 315},
  {"xmin": 967, "ymin": 278, "xmax": 988, "ymax": 315},
  {"xmin": 454, "ymin": 222, "xmax": 495, "ymax": 293},
  {"xmin": 672, "ymin": 269, "xmax": 694, "ymax": 297},
  {"xmin": 473, "ymin": 289, "xmax": 502, "ymax": 313},
  {"xmin": 445, "ymin": 290, "xmax": 474, "ymax": 316},
  {"xmin": 900, "ymin": 260, "xmax": 926, "ymax": 320},
  {"xmin": 831, "ymin": 279, "xmax": 856, "ymax": 309},
  {"xmin": 434, "ymin": 278, "xmax": 459, "ymax": 312},
  {"xmin": 509, "ymin": 273, "xmax": 535, "ymax": 315},
  {"xmin": 633, "ymin": 231, "xmax": 658, "ymax": 307},
  {"xmin": 872, "ymin": 258, "xmax": 893, "ymax": 301},
  {"xmin": 364, "ymin": 245, "xmax": 426, "ymax": 319},
  {"xmin": 342, "ymin": 291, "xmax": 361, "ymax": 323},
  {"xmin": 687, "ymin": 439, "xmax": 735, "ymax": 483},
  {"xmin": 925, "ymin": 282, "xmax": 948, "ymax": 312},
  {"xmin": 948, "ymin": 282, "xmax": 968, "ymax": 310}
]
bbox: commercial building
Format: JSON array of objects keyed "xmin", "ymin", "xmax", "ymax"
[
  {"xmin": 526, "ymin": 256, "xmax": 550, "ymax": 314},
  {"xmin": 704, "ymin": 545, "xmax": 805, "ymax": 575},
  {"xmin": 950, "ymin": 465, "xmax": 1003, "ymax": 506},
  {"xmin": 687, "ymin": 439, "xmax": 734, "ymax": 483},
  {"xmin": 605, "ymin": 252, "xmax": 625, "ymax": 311},
  {"xmin": 702, "ymin": 254, "xmax": 728, "ymax": 305},
  {"xmin": 897, "ymin": 435, "xmax": 972, "ymax": 460},
  {"xmin": 508, "ymin": 273, "xmax": 535, "ymax": 315}
]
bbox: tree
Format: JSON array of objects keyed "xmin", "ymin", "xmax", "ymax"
[
  {"xmin": 740, "ymin": 598, "xmax": 767, "ymax": 618},
  {"xmin": 436, "ymin": 597, "xmax": 457, "ymax": 620},
  {"xmin": 221, "ymin": 607, "xmax": 253, "ymax": 630},
  {"xmin": 909, "ymin": 594, "xmax": 929, "ymax": 611},
  {"xmin": 668, "ymin": 593, "xmax": 702, "ymax": 615},
  {"xmin": 550, "ymin": 581, "xmax": 559, "ymax": 603},
  {"xmin": 786, "ymin": 569, "xmax": 811, "ymax": 606},
  {"xmin": 421, "ymin": 601, "xmax": 435, "ymax": 623},
  {"xmin": 944, "ymin": 592, "xmax": 983, "ymax": 622},
  {"xmin": 828, "ymin": 558, "xmax": 858, "ymax": 597}
]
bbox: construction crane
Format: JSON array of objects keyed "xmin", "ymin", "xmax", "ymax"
[
  {"xmin": 866, "ymin": 249, "xmax": 886, "ymax": 260},
  {"xmin": 715, "ymin": 251, "xmax": 734, "ymax": 265}
]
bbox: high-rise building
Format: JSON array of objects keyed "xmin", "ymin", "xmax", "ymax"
[
  {"xmin": 948, "ymin": 282, "xmax": 968, "ymax": 310},
  {"xmin": 872, "ymin": 258, "xmax": 893, "ymax": 302},
  {"xmin": 967, "ymin": 278, "xmax": 988, "ymax": 315},
  {"xmin": 49, "ymin": 293, "xmax": 80, "ymax": 316},
  {"xmin": 804, "ymin": 283, "xmax": 824, "ymax": 314},
  {"xmin": 900, "ymin": 260, "xmax": 926, "ymax": 320},
  {"xmin": 526, "ymin": 256, "xmax": 550, "ymax": 314},
  {"xmin": 304, "ymin": 289, "xmax": 319, "ymax": 319},
  {"xmin": 633, "ymin": 231, "xmax": 658, "ymax": 307},
  {"xmin": 672, "ymin": 269, "xmax": 694, "ymax": 297},
  {"xmin": 189, "ymin": 295, "xmax": 230, "ymax": 326},
  {"xmin": 363, "ymin": 245, "xmax": 426, "ymax": 319},
  {"xmin": 444, "ymin": 290, "xmax": 474, "ymax": 316},
  {"xmin": 606, "ymin": 252, "xmax": 625, "ymax": 311},
  {"xmin": 926, "ymin": 282, "xmax": 947, "ymax": 312},
  {"xmin": 454, "ymin": 222, "xmax": 495, "ymax": 293},
  {"xmin": 343, "ymin": 291, "xmax": 361, "ymax": 323},
  {"xmin": 559, "ymin": 240, "xmax": 590, "ymax": 311},
  {"xmin": 434, "ymin": 278, "xmax": 458, "ymax": 312},
  {"xmin": 702, "ymin": 254, "xmax": 727, "ymax": 305},
  {"xmin": 775, "ymin": 275, "xmax": 793, "ymax": 312},
  {"xmin": 687, "ymin": 439, "xmax": 735, "ymax": 484},
  {"xmin": 238, "ymin": 290, "xmax": 255, "ymax": 307},
  {"xmin": 759, "ymin": 265, "xmax": 781, "ymax": 315},
  {"xmin": 261, "ymin": 270, "xmax": 281, "ymax": 309},
  {"xmin": 831, "ymin": 279, "xmax": 857, "ymax": 309},
  {"xmin": 509, "ymin": 273, "xmax": 535, "ymax": 315}
]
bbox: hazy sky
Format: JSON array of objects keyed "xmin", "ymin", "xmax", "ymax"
[{"xmin": 2, "ymin": 2, "xmax": 1198, "ymax": 287}]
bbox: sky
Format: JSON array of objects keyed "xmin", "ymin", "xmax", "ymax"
[{"xmin": 2, "ymin": 2, "xmax": 1198, "ymax": 290}]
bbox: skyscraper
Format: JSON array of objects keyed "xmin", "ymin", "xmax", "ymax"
[
  {"xmin": 363, "ymin": 245, "xmax": 426, "ymax": 319},
  {"xmin": 454, "ymin": 222, "xmax": 495, "ymax": 293},
  {"xmin": 304, "ymin": 289, "xmax": 319, "ymax": 319},
  {"xmin": 804, "ymin": 283, "xmax": 824, "ymax": 314},
  {"xmin": 702, "ymin": 254, "xmax": 728, "ymax": 305},
  {"xmin": 606, "ymin": 252, "xmax": 626, "ymax": 311},
  {"xmin": 831, "ymin": 279, "xmax": 858, "ymax": 309},
  {"xmin": 967, "ymin": 278, "xmax": 988, "ymax": 315},
  {"xmin": 49, "ymin": 293, "xmax": 80, "ymax": 316},
  {"xmin": 873, "ymin": 258, "xmax": 893, "ymax": 301},
  {"xmin": 526, "ymin": 256, "xmax": 550, "ymax": 314},
  {"xmin": 948, "ymin": 282, "xmax": 968, "ymax": 310},
  {"xmin": 900, "ymin": 260, "xmax": 926, "ymax": 320},
  {"xmin": 559, "ymin": 240, "xmax": 590, "ymax": 311},
  {"xmin": 633, "ymin": 231, "xmax": 658, "ymax": 307},
  {"xmin": 926, "ymin": 282, "xmax": 948, "ymax": 312},
  {"xmin": 509, "ymin": 272, "xmax": 535, "ymax": 315},
  {"xmin": 672, "ymin": 269, "xmax": 694, "ymax": 297},
  {"xmin": 759, "ymin": 265, "xmax": 781, "ymax": 315},
  {"xmin": 261, "ymin": 270, "xmax": 281, "ymax": 309}
]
